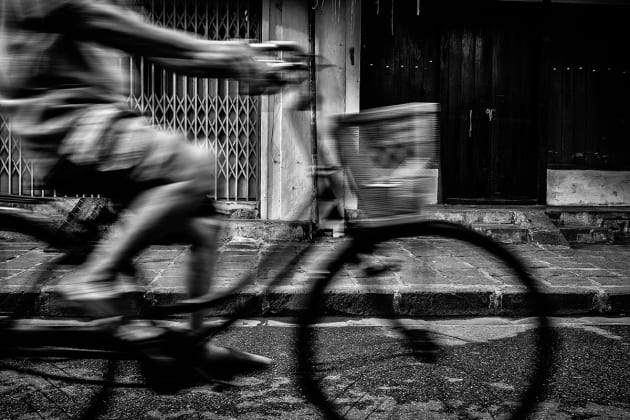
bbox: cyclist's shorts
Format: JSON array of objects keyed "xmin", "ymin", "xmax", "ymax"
[{"xmin": 42, "ymin": 109, "xmax": 216, "ymax": 204}]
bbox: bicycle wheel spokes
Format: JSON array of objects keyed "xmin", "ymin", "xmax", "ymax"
[
  {"xmin": 0, "ymin": 213, "xmax": 117, "ymax": 419},
  {"xmin": 298, "ymin": 221, "xmax": 554, "ymax": 420}
]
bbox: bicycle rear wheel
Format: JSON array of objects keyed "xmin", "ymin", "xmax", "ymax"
[
  {"xmin": 0, "ymin": 210, "xmax": 118, "ymax": 419},
  {"xmin": 297, "ymin": 220, "xmax": 554, "ymax": 420}
]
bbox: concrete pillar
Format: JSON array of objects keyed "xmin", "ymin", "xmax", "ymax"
[
  {"xmin": 260, "ymin": 1, "xmax": 362, "ymax": 221},
  {"xmin": 314, "ymin": 1, "xmax": 361, "ymax": 220},
  {"xmin": 260, "ymin": 0, "xmax": 312, "ymax": 221}
]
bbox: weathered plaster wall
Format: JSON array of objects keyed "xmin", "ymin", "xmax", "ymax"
[
  {"xmin": 547, "ymin": 169, "xmax": 630, "ymax": 206},
  {"xmin": 314, "ymin": 1, "xmax": 359, "ymax": 221},
  {"xmin": 261, "ymin": 0, "xmax": 359, "ymax": 221},
  {"xmin": 261, "ymin": 0, "xmax": 312, "ymax": 221}
]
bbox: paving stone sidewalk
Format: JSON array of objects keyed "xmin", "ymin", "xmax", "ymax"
[{"xmin": 1, "ymin": 237, "xmax": 629, "ymax": 317}]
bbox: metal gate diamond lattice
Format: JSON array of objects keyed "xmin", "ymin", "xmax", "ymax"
[
  {"xmin": 0, "ymin": 0, "xmax": 262, "ymax": 203},
  {"xmin": 128, "ymin": 0, "xmax": 262, "ymax": 202},
  {"xmin": 0, "ymin": 114, "xmax": 36, "ymax": 196}
]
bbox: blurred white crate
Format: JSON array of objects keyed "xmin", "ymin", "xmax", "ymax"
[{"xmin": 332, "ymin": 103, "xmax": 440, "ymax": 220}]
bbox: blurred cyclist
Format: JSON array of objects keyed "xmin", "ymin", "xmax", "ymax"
[{"xmin": 0, "ymin": 0, "xmax": 284, "ymax": 367}]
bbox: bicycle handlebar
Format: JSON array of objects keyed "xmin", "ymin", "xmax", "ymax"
[
  {"xmin": 246, "ymin": 40, "xmax": 331, "ymax": 96},
  {"xmin": 250, "ymin": 40, "xmax": 306, "ymax": 53}
]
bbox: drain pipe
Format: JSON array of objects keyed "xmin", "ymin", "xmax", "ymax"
[{"xmin": 308, "ymin": 1, "xmax": 319, "ymax": 230}]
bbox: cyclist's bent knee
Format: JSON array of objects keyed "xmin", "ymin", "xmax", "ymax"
[{"xmin": 180, "ymin": 145, "xmax": 215, "ymax": 199}]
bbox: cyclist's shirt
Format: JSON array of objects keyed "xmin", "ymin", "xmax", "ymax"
[{"xmin": 0, "ymin": 0, "xmax": 224, "ymax": 173}]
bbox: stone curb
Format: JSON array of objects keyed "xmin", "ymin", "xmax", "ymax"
[{"xmin": 3, "ymin": 284, "xmax": 628, "ymax": 318}]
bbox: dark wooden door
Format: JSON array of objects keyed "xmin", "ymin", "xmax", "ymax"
[
  {"xmin": 361, "ymin": 1, "xmax": 543, "ymax": 203},
  {"xmin": 360, "ymin": 0, "xmax": 441, "ymax": 109},
  {"xmin": 441, "ymin": 7, "xmax": 541, "ymax": 203},
  {"xmin": 543, "ymin": 2, "xmax": 630, "ymax": 171}
]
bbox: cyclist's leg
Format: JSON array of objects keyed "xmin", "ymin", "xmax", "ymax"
[
  {"xmin": 57, "ymin": 119, "xmax": 215, "ymax": 316},
  {"xmin": 82, "ymin": 177, "xmax": 210, "ymax": 285},
  {"xmin": 182, "ymin": 217, "xmax": 222, "ymax": 330}
]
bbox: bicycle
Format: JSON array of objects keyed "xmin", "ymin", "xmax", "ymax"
[{"xmin": 0, "ymin": 52, "xmax": 555, "ymax": 420}]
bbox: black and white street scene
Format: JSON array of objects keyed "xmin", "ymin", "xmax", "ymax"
[{"xmin": 0, "ymin": 0, "xmax": 629, "ymax": 419}]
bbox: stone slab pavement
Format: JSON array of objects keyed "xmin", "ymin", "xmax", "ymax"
[{"xmin": 1, "ymin": 237, "xmax": 629, "ymax": 318}]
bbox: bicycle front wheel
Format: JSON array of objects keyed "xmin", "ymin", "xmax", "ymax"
[{"xmin": 297, "ymin": 220, "xmax": 554, "ymax": 420}]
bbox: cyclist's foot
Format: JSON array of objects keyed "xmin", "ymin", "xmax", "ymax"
[
  {"xmin": 55, "ymin": 274, "xmax": 120, "ymax": 319},
  {"xmin": 196, "ymin": 342, "xmax": 273, "ymax": 380}
]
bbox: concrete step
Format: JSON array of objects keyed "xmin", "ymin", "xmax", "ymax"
[
  {"xmin": 431, "ymin": 207, "xmax": 517, "ymax": 225},
  {"xmin": 547, "ymin": 208, "xmax": 630, "ymax": 226},
  {"xmin": 426, "ymin": 206, "xmax": 568, "ymax": 246},
  {"xmin": 0, "ymin": 198, "xmax": 314, "ymax": 243},
  {"xmin": 0, "ymin": 216, "xmax": 314, "ymax": 243},
  {"xmin": 559, "ymin": 226, "xmax": 612, "ymax": 245},
  {"xmin": 2, "ymin": 201, "xmax": 582, "ymax": 246},
  {"xmin": 472, "ymin": 223, "xmax": 529, "ymax": 244},
  {"xmin": 547, "ymin": 207, "xmax": 630, "ymax": 244},
  {"xmin": 219, "ymin": 219, "xmax": 313, "ymax": 242}
]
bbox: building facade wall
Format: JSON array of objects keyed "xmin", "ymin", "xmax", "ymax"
[
  {"xmin": 5, "ymin": 1, "xmax": 627, "ymax": 215},
  {"xmin": 260, "ymin": 0, "xmax": 363, "ymax": 220}
]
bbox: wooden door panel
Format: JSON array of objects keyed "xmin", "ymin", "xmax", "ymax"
[
  {"xmin": 361, "ymin": 1, "xmax": 542, "ymax": 203},
  {"xmin": 360, "ymin": 0, "xmax": 441, "ymax": 110},
  {"xmin": 443, "ymin": 11, "xmax": 540, "ymax": 202},
  {"xmin": 544, "ymin": 2, "xmax": 630, "ymax": 171},
  {"xmin": 491, "ymin": 24, "xmax": 539, "ymax": 200},
  {"xmin": 441, "ymin": 24, "xmax": 493, "ymax": 200}
]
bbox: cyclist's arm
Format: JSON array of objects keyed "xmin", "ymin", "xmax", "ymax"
[{"xmin": 17, "ymin": 0, "xmax": 259, "ymax": 79}]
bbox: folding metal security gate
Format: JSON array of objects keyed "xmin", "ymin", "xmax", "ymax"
[
  {"xmin": 0, "ymin": 0, "xmax": 262, "ymax": 203},
  {"xmin": 0, "ymin": 114, "xmax": 30, "ymax": 196}
]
